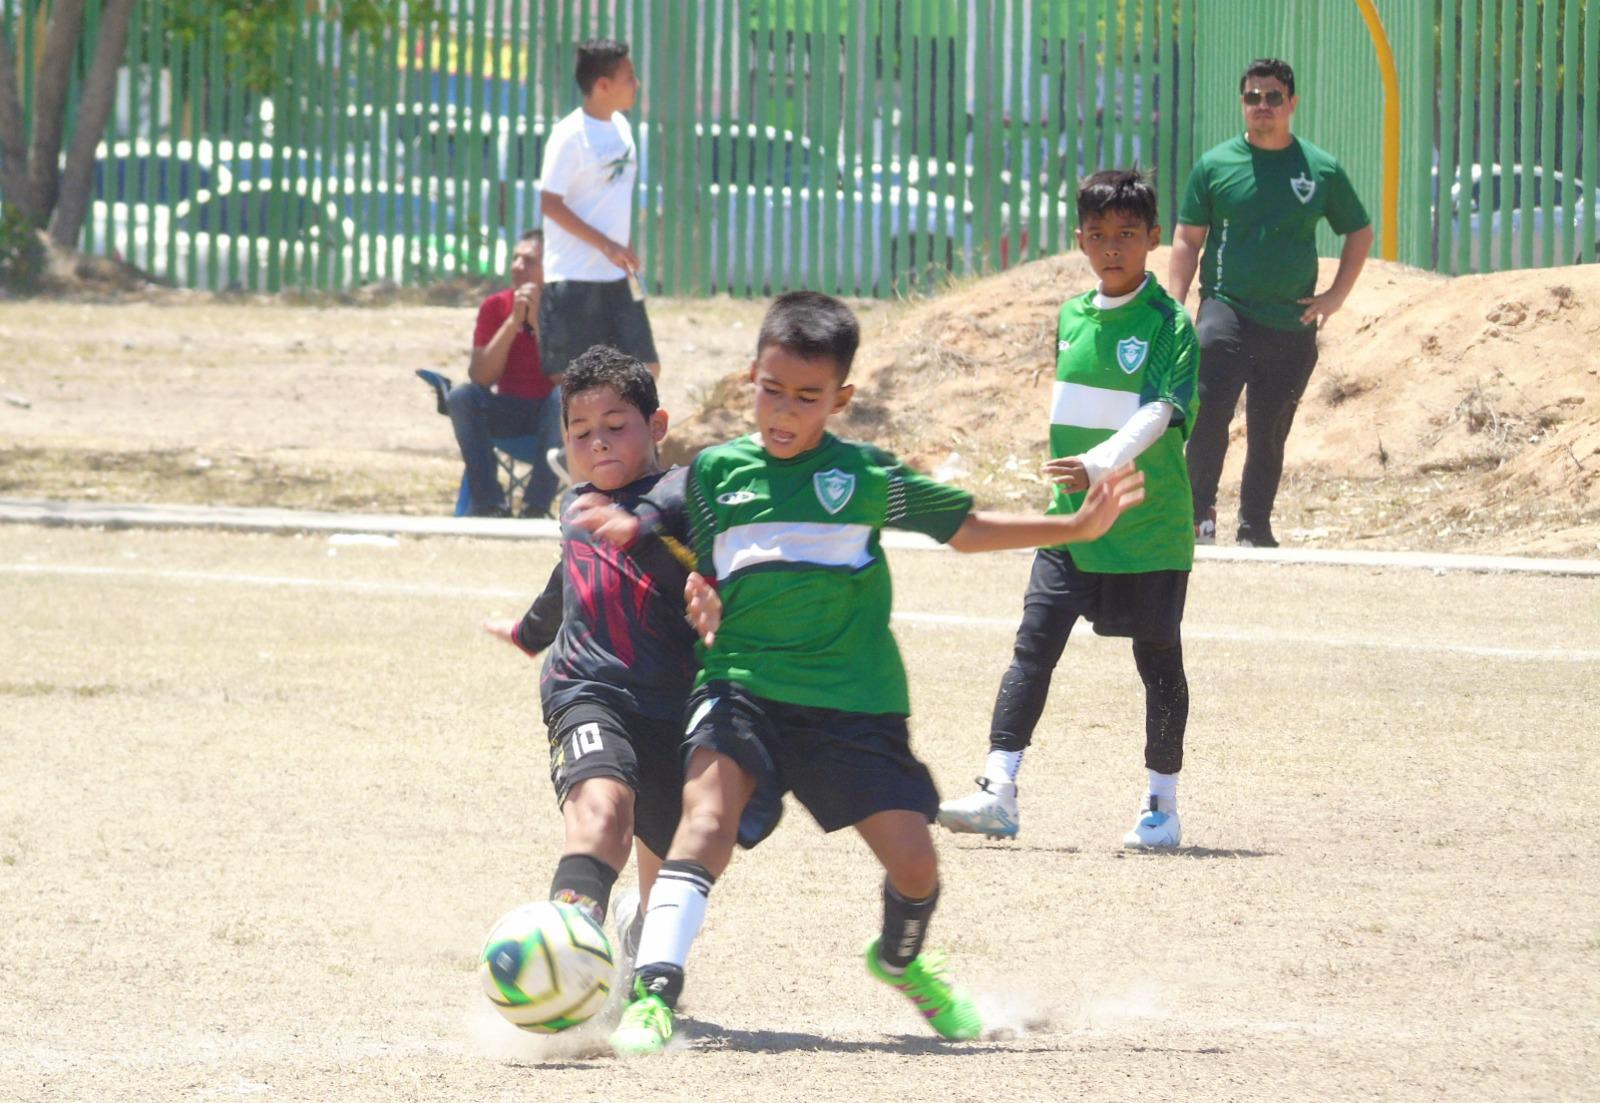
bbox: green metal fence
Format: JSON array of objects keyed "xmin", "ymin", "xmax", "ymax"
[{"xmin": 3, "ymin": 1, "xmax": 1596, "ymax": 296}]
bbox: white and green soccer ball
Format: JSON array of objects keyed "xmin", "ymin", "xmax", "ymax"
[{"xmin": 479, "ymin": 900, "xmax": 615, "ymax": 1033}]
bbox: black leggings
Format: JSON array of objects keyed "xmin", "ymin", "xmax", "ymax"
[
  {"xmin": 1186, "ymin": 299, "xmax": 1320, "ymax": 533},
  {"xmin": 988, "ymin": 600, "xmax": 1189, "ymax": 775}
]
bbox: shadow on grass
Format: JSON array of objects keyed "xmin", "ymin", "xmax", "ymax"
[
  {"xmin": 678, "ymin": 1018, "xmax": 1023, "ymax": 1056},
  {"xmin": 1123, "ymin": 846, "xmax": 1275, "ymax": 859}
]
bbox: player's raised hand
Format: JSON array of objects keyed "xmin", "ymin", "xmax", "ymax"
[
  {"xmin": 1073, "ymin": 463, "xmax": 1145, "ymax": 540},
  {"xmin": 566, "ymin": 491, "xmax": 642, "ymax": 547},
  {"xmin": 684, "ymin": 571, "xmax": 721, "ymax": 647}
]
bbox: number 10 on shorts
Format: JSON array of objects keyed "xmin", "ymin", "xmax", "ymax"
[{"xmin": 569, "ymin": 723, "xmax": 604, "ymax": 759}]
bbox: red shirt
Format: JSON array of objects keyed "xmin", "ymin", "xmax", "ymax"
[{"xmin": 473, "ymin": 287, "xmax": 552, "ymax": 400}]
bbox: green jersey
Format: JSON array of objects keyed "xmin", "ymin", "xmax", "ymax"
[
  {"xmin": 1049, "ymin": 276, "xmax": 1198, "ymax": 573},
  {"xmin": 686, "ymin": 432, "xmax": 974, "ymax": 715},
  {"xmin": 1179, "ymin": 134, "xmax": 1369, "ymax": 331}
]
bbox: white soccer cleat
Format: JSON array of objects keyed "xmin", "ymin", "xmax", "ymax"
[
  {"xmin": 1195, "ymin": 508, "xmax": 1217, "ymax": 546},
  {"xmin": 1122, "ymin": 796, "xmax": 1182, "ymax": 850},
  {"xmin": 937, "ymin": 778, "xmax": 1019, "ymax": 839},
  {"xmin": 612, "ymin": 887, "xmax": 643, "ymax": 970}
]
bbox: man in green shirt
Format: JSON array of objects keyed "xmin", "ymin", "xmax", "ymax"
[{"xmin": 1169, "ymin": 58, "xmax": 1373, "ymax": 548}]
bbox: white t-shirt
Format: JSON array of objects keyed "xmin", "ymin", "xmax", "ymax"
[{"xmin": 539, "ymin": 107, "xmax": 638, "ymax": 282}]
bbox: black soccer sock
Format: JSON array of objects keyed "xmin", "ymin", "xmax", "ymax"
[
  {"xmin": 549, "ymin": 852, "xmax": 619, "ymax": 924},
  {"xmin": 879, "ymin": 878, "xmax": 941, "ymax": 970},
  {"xmin": 631, "ymin": 962, "xmax": 686, "ymax": 1010},
  {"xmin": 1133, "ymin": 639, "xmax": 1189, "ymax": 775}
]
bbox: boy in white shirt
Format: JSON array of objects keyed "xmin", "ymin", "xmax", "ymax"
[{"xmin": 538, "ymin": 39, "xmax": 660, "ymax": 386}]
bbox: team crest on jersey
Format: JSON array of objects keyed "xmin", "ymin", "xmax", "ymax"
[
  {"xmin": 1290, "ymin": 172, "xmax": 1316, "ymax": 204},
  {"xmin": 814, "ymin": 468, "xmax": 856, "ymax": 515},
  {"xmin": 1115, "ymin": 336, "xmax": 1149, "ymax": 374}
]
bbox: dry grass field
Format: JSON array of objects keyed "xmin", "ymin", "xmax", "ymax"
[{"xmin": 3, "ymin": 523, "xmax": 1597, "ymax": 1102}]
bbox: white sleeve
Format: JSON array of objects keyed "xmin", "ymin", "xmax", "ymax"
[
  {"xmin": 539, "ymin": 125, "xmax": 580, "ymax": 196},
  {"xmin": 1078, "ymin": 401, "xmax": 1175, "ymax": 486}
]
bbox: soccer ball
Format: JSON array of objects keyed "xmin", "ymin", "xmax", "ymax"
[{"xmin": 479, "ymin": 900, "xmax": 615, "ymax": 1033}]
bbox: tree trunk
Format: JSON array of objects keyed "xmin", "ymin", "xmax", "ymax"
[
  {"xmin": 48, "ymin": 0, "xmax": 134, "ymax": 249},
  {"xmin": 25, "ymin": 0, "xmax": 86, "ymax": 219},
  {"xmin": 0, "ymin": 24, "xmax": 36, "ymax": 220}
]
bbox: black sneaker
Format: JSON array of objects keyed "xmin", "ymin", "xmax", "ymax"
[{"xmin": 1236, "ymin": 525, "xmax": 1278, "ymax": 548}]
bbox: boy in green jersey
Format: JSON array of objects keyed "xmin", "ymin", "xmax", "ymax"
[
  {"xmin": 570, "ymin": 290, "xmax": 1145, "ymax": 1056},
  {"xmin": 939, "ymin": 169, "xmax": 1200, "ymax": 851}
]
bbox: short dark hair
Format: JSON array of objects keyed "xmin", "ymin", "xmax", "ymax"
[
  {"xmin": 756, "ymin": 290, "xmax": 861, "ymax": 382},
  {"xmin": 1076, "ymin": 168, "xmax": 1159, "ymax": 229},
  {"xmin": 1239, "ymin": 58, "xmax": 1295, "ymax": 96},
  {"xmin": 575, "ymin": 39, "xmax": 630, "ymax": 96},
  {"xmin": 561, "ymin": 344, "xmax": 658, "ymax": 426},
  {"xmin": 518, "ymin": 228, "xmax": 543, "ymax": 243}
]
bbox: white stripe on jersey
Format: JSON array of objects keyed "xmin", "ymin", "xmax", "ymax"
[
  {"xmin": 714, "ymin": 521, "xmax": 874, "ymax": 580},
  {"xmin": 1050, "ymin": 380, "xmax": 1142, "ymax": 431}
]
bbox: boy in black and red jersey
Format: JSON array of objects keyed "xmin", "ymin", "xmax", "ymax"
[{"xmin": 484, "ymin": 344, "xmax": 702, "ymax": 966}]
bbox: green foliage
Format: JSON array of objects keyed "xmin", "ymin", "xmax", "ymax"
[
  {"xmin": 0, "ymin": 203, "xmax": 46, "ymax": 296},
  {"xmin": 164, "ymin": 0, "xmax": 445, "ymax": 92}
]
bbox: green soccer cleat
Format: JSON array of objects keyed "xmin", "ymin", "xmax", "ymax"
[
  {"xmin": 865, "ymin": 938, "xmax": 983, "ymax": 1040},
  {"xmin": 609, "ymin": 978, "xmax": 675, "ymax": 1057}
]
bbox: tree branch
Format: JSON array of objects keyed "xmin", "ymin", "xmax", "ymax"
[
  {"xmin": 0, "ymin": 22, "xmax": 35, "ymax": 219},
  {"xmin": 25, "ymin": 0, "xmax": 85, "ymax": 218},
  {"xmin": 49, "ymin": 0, "xmax": 134, "ymax": 248}
]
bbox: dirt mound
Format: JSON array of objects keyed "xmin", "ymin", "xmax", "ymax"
[{"xmin": 669, "ymin": 247, "xmax": 1600, "ymax": 557}]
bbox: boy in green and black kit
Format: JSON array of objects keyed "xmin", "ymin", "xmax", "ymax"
[
  {"xmin": 568, "ymin": 290, "xmax": 1146, "ymax": 1056},
  {"xmin": 939, "ymin": 169, "xmax": 1200, "ymax": 850}
]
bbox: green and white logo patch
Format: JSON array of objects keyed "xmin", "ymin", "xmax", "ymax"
[
  {"xmin": 1115, "ymin": 336, "xmax": 1149, "ymax": 374},
  {"xmin": 813, "ymin": 468, "xmax": 856, "ymax": 515},
  {"xmin": 1290, "ymin": 172, "xmax": 1316, "ymax": 204}
]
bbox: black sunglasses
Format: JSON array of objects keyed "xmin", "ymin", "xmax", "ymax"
[{"xmin": 1242, "ymin": 89, "xmax": 1287, "ymax": 107}]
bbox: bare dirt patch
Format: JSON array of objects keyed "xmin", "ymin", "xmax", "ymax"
[
  {"xmin": 668, "ymin": 249, "xmax": 1600, "ymax": 557},
  {"xmin": 3, "ymin": 252, "xmax": 1597, "ymax": 556},
  {"xmin": 3, "ymin": 525, "xmax": 1597, "ymax": 1100}
]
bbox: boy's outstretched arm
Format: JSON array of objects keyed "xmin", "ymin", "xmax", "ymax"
[
  {"xmin": 946, "ymin": 465, "xmax": 1144, "ymax": 553},
  {"xmin": 483, "ymin": 561, "xmax": 563, "ymax": 657}
]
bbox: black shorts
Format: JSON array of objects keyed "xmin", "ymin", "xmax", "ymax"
[
  {"xmin": 537, "ymin": 278, "xmax": 659, "ymax": 377},
  {"xmin": 547, "ymin": 700, "xmax": 684, "ymax": 858},
  {"xmin": 683, "ymin": 681, "xmax": 940, "ymax": 849},
  {"xmin": 1027, "ymin": 547, "xmax": 1188, "ymax": 646}
]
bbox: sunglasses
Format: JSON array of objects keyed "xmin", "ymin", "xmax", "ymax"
[{"xmin": 1242, "ymin": 89, "xmax": 1287, "ymax": 107}]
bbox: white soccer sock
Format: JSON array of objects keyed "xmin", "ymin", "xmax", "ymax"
[
  {"xmin": 632, "ymin": 864, "xmax": 711, "ymax": 971},
  {"xmin": 1147, "ymin": 769, "xmax": 1178, "ymax": 810},
  {"xmin": 983, "ymin": 749, "xmax": 1024, "ymax": 788}
]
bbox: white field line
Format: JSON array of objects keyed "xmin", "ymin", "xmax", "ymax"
[
  {"xmin": 5, "ymin": 562, "xmax": 1597, "ymax": 663},
  {"xmin": 2, "ymin": 498, "xmax": 1599, "ymax": 577}
]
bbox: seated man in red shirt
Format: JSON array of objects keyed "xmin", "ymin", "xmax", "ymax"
[{"xmin": 448, "ymin": 229, "xmax": 564, "ymax": 517}]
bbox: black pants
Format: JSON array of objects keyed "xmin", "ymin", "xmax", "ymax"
[
  {"xmin": 989, "ymin": 551, "xmax": 1189, "ymax": 775},
  {"xmin": 1186, "ymin": 299, "xmax": 1319, "ymax": 537},
  {"xmin": 537, "ymin": 278, "xmax": 659, "ymax": 377}
]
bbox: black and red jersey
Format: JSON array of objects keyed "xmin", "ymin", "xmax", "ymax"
[{"xmin": 514, "ymin": 467, "xmax": 697, "ymax": 725}]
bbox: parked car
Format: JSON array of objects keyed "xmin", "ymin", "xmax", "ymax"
[
  {"xmin": 167, "ymin": 179, "xmax": 354, "ymax": 288},
  {"xmin": 1436, "ymin": 162, "xmax": 1600, "ymax": 268},
  {"xmin": 92, "ymin": 137, "xmax": 232, "ymax": 206}
]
